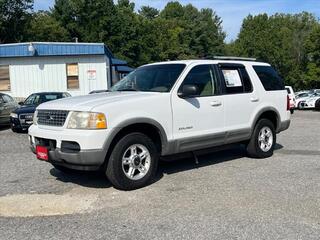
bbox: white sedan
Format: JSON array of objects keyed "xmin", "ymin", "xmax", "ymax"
[
  {"xmin": 299, "ymin": 94, "xmax": 320, "ymax": 109},
  {"xmin": 296, "ymin": 93, "xmax": 320, "ymax": 109}
]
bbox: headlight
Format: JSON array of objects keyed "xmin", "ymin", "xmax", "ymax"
[
  {"xmin": 10, "ymin": 113, "xmax": 18, "ymax": 118},
  {"xmin": 67, "ymin": 111, "xmax": 107, "ymax": 129},
  {"xmin": 33, "ymin": 110, "xmax": 38, "ymax": 125}
]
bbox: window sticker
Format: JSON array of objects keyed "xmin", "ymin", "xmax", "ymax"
[{"xmin": 222, "ymin": 69, "xmax": 242, "ymax": 87}]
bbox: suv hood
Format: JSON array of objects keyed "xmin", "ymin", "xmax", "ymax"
[{"xmin": 37, "ymin": 92, "xmax": 162, "ymax": 111}]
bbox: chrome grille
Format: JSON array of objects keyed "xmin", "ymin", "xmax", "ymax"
[
  {"xmin": 37, "ymin": 110, "xmax": 69, "ymax": 127},
  {"xmin": 19, "ymin": 113, "xmax": 34, "ymax": 120}
]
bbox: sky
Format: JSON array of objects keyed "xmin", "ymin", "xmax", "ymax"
[{"xmin": 34, "ymin": 0, "xmax": 320, "ymax": 42}]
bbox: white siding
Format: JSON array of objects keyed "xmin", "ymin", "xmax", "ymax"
[{"xmin": 0, "ymin": 55, "xmax": 109, "ymax": 98}]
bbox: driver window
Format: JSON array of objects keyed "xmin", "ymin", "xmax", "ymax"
[{"xmin": 181, "ymin": 65, "xmax": 215, "ymax": 97}]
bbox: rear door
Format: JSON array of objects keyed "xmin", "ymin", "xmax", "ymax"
[
  {"xmin": 217, "ymin": 63, "xmax": 258, "ymax": 141},
  {"xmin": 171, "ymin": 64, "xmax": 225, "ymax": 152}
]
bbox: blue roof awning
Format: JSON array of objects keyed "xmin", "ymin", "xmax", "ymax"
[
  {"xmin": 111, "ymin": 58, "xmax": 127, "ymax": 65},
  {"xmin": 116, "ymin": 65, "xmax": 134, "ymax": 73},
  {"xmin": 0, "ymin": 42, "xmax": 113, "ymax": 58}
]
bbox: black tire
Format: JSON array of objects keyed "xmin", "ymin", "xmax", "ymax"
[
  {"xmin": 298, "ymin": 102, "xmax": 303, "ymax": 110},
  {"xmin": 106, "ymin": 132, "xmax": 159, "ymax": 190},
  {"xmin": 246, "ymin": 119, "xmax": 276, "ymax": 158}
]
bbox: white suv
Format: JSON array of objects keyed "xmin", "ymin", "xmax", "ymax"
[{"xmin": 29, "ymin": 58, "xmax": 291, "ymax": 190}]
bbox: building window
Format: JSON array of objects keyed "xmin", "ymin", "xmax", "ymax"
[
  {"xmin": 0, "ymin": 65, "xmax": 10, "ymax": 91},
  {"xmin": 66, "ymin": 63, "xmax": 79, "ymax": 89}
]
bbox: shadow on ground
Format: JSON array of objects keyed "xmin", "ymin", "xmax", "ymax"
[
  {"xmin": 50, "ymin": 143, "xmax": 284, "ymax": 189},
  {"xmin": 0, "ymin": 125, "xmax": 10, "ymax": 131}
]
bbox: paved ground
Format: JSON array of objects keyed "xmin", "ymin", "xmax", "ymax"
[{"xmin": 0, "ymin": 111, "xmax": 319, "ymax": 240}]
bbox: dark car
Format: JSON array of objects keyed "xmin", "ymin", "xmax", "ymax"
[
  {"xmin": 0, "ymin": 93, "xmax": 19, "ymax": 126},
  {"xmin": 10, "ymin": 92, "xmax": 71, "ymax": 132}
]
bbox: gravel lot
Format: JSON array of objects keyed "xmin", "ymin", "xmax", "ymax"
[{"xmin": 0, "ymin": 111, "xmax": 320, "ymax": 240}]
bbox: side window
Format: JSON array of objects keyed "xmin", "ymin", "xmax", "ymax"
[
  {"xmin": 66, "ymin": 63, "xmax": 79, "ymax": 89},
  {"xmin": 0, "ymin": 96, "xmax": 4, "ymax": 104},
  {"xmin": 180, "ymin": 65, "xmax": 216, "ymax": 97},
  {"xmin": 253, "ymin": 65, "xmax": 284, "ymax": 91},
  {"xmin": 220, "ymin": 66, "xmax": 253, "ymax": 94},
  {"xmin": 2, "ymin": 94, "xmax": 13, "ymax": 103}
]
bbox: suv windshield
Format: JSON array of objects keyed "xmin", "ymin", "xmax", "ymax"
[
  {"xmin": 24, "ymin": 93, "xmax": 62, "ymax": 105},
  {"xmin": 110, "ymin": 64, "xmax": 186, "ymax": 92}
]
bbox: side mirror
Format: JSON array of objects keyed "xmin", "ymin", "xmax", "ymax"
[
  {"xmin": 178, "ymin": 84, "xmax": 200, "ymax": 98},
  {"xmin": 18, "ymin": 101, "xmax": 24, "ymax": 106}
]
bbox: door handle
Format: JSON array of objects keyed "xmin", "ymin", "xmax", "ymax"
[
  {"xmin": 250, "ymin": 97, "xmax": 259, "ymax": 102},
  {"xmin": 210, "ymin": 101, "xmax": 222, "ymax": 107}
]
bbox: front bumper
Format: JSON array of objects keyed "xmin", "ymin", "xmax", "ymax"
[
  {"xmin": 10, "ymin": 117, "xmax": 33, "ymax": 130},
  {"xmin": 300, "ymin": 101, "xmax": 315, "ymax": 109},
  {"xmin": 30, "ymin": 143, "xmax": 105, "ymax": 171},
  {"xmin": 29, "ymin": 124, "xmax": 110, "ymax": 170}
]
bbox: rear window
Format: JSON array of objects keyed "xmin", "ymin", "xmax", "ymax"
[{"xmin": 253, "ymin": 66, "xmax": 284, "ymax": 91}]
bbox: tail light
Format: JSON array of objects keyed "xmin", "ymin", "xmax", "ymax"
[{"xmin": 287, "ymin": 95, "xmax": 290, "ymax": 111}]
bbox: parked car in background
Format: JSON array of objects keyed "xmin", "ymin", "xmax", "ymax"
[
  {"xmin": 299, "ymin": 93, "xmax": 320, "ymax": 110},
  {"xmin": 295, "ymin": 92, "xmax": 316, "ymax": 109},
  {"xmin": 0, "ymin": 93, "xmax": 19, "ymax": 126},
  {"xmin": 295, "ymin": 92, "xmax": 310, "ymax": 99},
  {"xmin": 285, "ymin": 86, "xmax": 295, "ymax": 114},
  {"xmin": 10, "ymin": 92, "xmax": 71, "ymax": 132}
]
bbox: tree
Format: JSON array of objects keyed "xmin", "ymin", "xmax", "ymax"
[
  {"xmin": 52, "ymin": 0, "xmax": 117, "ymax": 43},
  {"xmin": 0, "ymin": 0, "xmax": 33, "ymax": 43},
  {"xmin": 231, "ymin": 12, "xmax": 318, "ymax": 90},
  {"xmin": 26, "ymin": 11, "xmax": 70, "ymax": 42},
  {"xmin": 138, "ymin": 6, "xmax": 159, "ymax": 19},
  {"xmin": 304, "ymin": 25, "xmax": 320, "ymax": 88}
]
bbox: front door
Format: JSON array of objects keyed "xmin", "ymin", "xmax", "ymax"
[{"xmin": 171, "ymin": 64, "xmax": 225, "ymax": 152}]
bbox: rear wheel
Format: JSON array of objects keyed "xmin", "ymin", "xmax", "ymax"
[
  {"xmin": 106, "ymin": 133, "xmax": 159, "ymax": 190},
  {"xmin": 246, "ymin": 119, "xmax": 276, "ymax": 158}
]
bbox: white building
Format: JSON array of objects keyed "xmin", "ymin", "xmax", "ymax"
[{"xmin": 0, "ymin": 42, "xmax": 133, "ymax": 98}]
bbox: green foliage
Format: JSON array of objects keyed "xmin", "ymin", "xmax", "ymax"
[
  {"xmin": 304, "ymin": 25, "xmax": 320, "ymax": 88},
  {"xmin": 26, "ymin": 11, "xmax": 70, "ymax": 41},
  {"xmin": 50, "ymin": 0, "xmax": 226, "ymax": 67},
  {"xmin": 230, "ymin": 12, "xmax": 319, "ymax": 90},
  {"xmin": 0, "ymin": 0, "xmax": 33, "ymax": 43},
  {"xmin": 138, "ymin": 6, "xmax": 159, "ymax": 19}
]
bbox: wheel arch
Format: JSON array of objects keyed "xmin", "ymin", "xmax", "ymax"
[
  {"xmin": 102, "ymin": 118, "xmax": 169, "ymax": 166},
  {"xmin": 251, "ymin": 107, "xmax": 280, "ymax": 134}
]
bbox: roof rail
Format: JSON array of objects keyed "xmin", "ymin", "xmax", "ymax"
[{"xmin": 213, "ymin": 56, "xmax": 257, "ymax": 61}]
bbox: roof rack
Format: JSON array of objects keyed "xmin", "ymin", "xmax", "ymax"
[{"xmin": 213, "ymin": 56, "xmax": 257, "ymax": 61}]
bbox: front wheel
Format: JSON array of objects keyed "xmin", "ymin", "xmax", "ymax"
[
  {"xmin": 246, "ymin": 119, "xmax": 276, "ymax": 158},
  {"xmin": 106, "ymin": 133, "xmax": 159, "ymax": 190}
]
